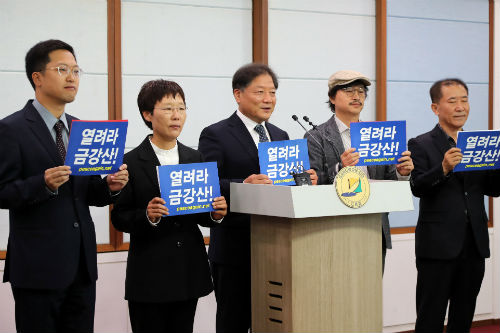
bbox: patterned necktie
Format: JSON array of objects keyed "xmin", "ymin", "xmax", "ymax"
[
  {"xmin": 254, "ymin": 124, "xmax": 269, "ymax": 142},
  {"xmin": 54, "ymin": 120, "xmax": 66, "ymax": 163}
]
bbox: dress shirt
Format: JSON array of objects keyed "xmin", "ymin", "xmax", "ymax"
[
  {"xmin": 147, "ymin": 138, "xmax": 222, "ymax": 226},
  {"xmin": 335, "ymin": 116, "xmax": 409, "ymax": 180},
  {"xmin": 33, "ymin": 99, "xmax": 69, "ymax": 148},
  {"xmin": 236, "ymin": 109, "xmax": 270, "ymax": 147}
]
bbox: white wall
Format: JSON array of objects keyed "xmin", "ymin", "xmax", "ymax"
[
  {"xmin": 268, "ymin": 0, "xmax": 377, "ymax": 141},
  {"xmin": 0, "ymin": 0, "xmax": 111, "ymax": 248},
  {"xmin": 1, "ymin": 0, "xmax": 499, "ymax": 331}
]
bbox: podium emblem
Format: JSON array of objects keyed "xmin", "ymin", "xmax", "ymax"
[{"xmin": 334, "ymin": 166, "xmax": 370, "ymax": 208}]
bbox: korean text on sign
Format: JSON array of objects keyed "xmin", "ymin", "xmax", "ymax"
[
  {"xmin": 350, "ymin": 120, "xmax": 406, "ymax": 166},
  {"xmin": 65, "ymin": 120, "xmax": 128, "ymax": 176},
  {"xmin": 157, "ymin": 162, "xmax": 221, "ymax": 216},
  {"xmin": 258, "ymin": 139, "xmax": 310, "ymax": 186},
  {"xmin": 454, "ymin": 130, "xmax": 500, "ymax": 172}
]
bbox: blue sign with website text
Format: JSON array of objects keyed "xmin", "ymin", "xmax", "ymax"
[
  {"xmin": 350, "ymin": 120, "xmax": 406, "ymax": 166},
  {"xmin": 65, "ymin": 120, "xmax": 128, "ymax": 175},
  {"xmin": 258, "ymin": 139, "xmax": 310, "ymax": 186},
  {"xmin": 454, "ymin": 130, "xmax": 500, "ymax": 172},
  {"xmin": 157, "ymin": 162, "xmax": 221, "ymax": 216}
]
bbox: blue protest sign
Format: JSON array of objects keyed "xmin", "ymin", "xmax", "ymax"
[
  {"xmin": 65, "ymin": 120, "xmax": 128, "ymax": 175},
  {"xmin": 350, "ymin": 120, "xmax": 406, "ymax": 166},
  {"xmin": 258, "ymin": 139, "xmax": 310, "ymax": 186},
  {"xmin": 157, "ymin": 162, "xmax": 221, "ymax": 216},
  {"xmin": 454, "ymin": 130, "xmax": 500, "ymax": 172}
]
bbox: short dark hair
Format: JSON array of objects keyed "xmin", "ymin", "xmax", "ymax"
[
  {"xmin": 327, "ymin": 79, "xmax": 369, "ymax": 113},
  {"xmin": 25, "ymin": 39, "xmax": 76, "ymax": 89},
  {"xmin": 137, "ymin": 79, "xmax": 186, "ymax": 130},
  {"xmin": 232, "ymin": 63, "xmax": 278, "ymax": 91},
  {"xmin": 429, "ymin": 78, "xmax": 469, "ymax": 103}
]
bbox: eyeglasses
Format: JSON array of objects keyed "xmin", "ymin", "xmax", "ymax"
[
  {"xmin": 43, "ymin": 65, "xmax": 83, "ymax": 78},
  {"xmin": 153, "ymin": 106, "xmax": 187, "ymax": 115},
  {"xmin": 341, "ymin": 87, "xmax": 366, "ymax": 98}
]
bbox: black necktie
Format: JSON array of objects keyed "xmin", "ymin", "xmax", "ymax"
[
  {"xmin": 254, "ymin": 124, "xmax": 269, "ymax": 142},
  {"xmin": 54, "ymin": 120, "xmax": 66, "ymax": 163}
]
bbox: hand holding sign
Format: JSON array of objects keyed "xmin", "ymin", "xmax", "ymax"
[
  {"xmin": 147, "ymin": 197, "xmax": 169, "ymax": 223},
  {"xmin": 44, "ymin": 165, "xmax": 71, "ymax": 191},
  {"xmin": 341, "ymin": 147, "xmax": 359, "ymax": 167},
  {"xmin": 244, "ymin": 174, "xmax": 273, "ymax": 184},
  {"xmin": 396, "ymin": 151, "xmax": 414, "ymax": 176},
  {"xmin": 210, "ymin": 196, "xmax": 227, "ymax": 220},
  {"xmin": 106, "ymin": 164, "xmax": 129, "ymax": 192},
  {"xmin": 444, "ymin": 148, "xmax": 463, "ymax": 175}
]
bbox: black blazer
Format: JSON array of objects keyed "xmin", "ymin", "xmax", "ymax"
[
  {"xmin": 408, "ymin": 125, "xmax": 500, "ymax": 260},
  {"xmin": 0, "ymin": 100, "xmax": 114, "ymax": 289},
  {"xmin": 198, "ymin": 112, "xmax": 289, "ymax": 267},
  {"xmin": 111, "ymin": 136, "xmax": 215, "ymax": 303}
]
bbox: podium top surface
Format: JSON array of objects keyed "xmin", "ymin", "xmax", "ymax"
[{"xmin": 230, "ymin": 181, "xmax": 414, "ymax": 218}]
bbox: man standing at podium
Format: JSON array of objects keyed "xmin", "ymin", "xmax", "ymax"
[
  {"xmin": 306, "ymin": 70, "xmax": 414, "ymax": 271},
  {"xmin": 409, "ymin": 78, "xmax": 500, "ymax": 332},
  {"xmin": 198, "ymin": 63, "xmax": 317, "ymax": 332}
]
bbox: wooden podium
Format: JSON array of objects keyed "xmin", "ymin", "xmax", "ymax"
[{"xmin": 230, "ymin": 181, "xmax": 414, "ymax": 332}]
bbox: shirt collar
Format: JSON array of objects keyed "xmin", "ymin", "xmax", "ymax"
[
  {"xmin": 236, "ymin": 109, "xmax": 265, "ymax": 129},
  {"xmin": 32, "ymin": 98, "xmax": 69, "ymax": 132},
  {"xmin": 436, "ymin": 123, "xmax": 458, "ymax": 147},
  {"xmin": 334, "ymin": 115, "xmax": 350, "ymax": 134},
  {"xmin": 149, "ymin": 136, "xmax": 178, "ymax": 156}
]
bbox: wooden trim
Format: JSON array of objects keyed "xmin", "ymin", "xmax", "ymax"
[
  {"xmin": 391, "ymin": 226, "xmax": 415, "ymax": 235},
  {"xmin": 488, "ymin": 0, "xmax": 494, "ymax": 228},
  {"xmin": 375, "ymin": 0, "xmax": 387, "ymax": 121},
  {"xmin": 252, "ymin": 0, "xmax": 268, "ymax": 64},
  {"xmin": 105, "ymin": 0, "xmax": 124, "ymax": 251}
]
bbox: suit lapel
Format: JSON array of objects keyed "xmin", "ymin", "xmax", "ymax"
[
  {"xmin": 178, "ymin": 141, "xmax": 199, "ymax": 164},
  {"xmin": 324, "ymin": 116, "xmax": 345, "ymax": 155},
  {"xmin": 431, "ymin": 125, "xmax": 452, "ymax": 157},
  {"xmin": 137, "ymin": 137, "xmax": 162, "ymax": 190},
  {"xmin": 24, "ymin": 103, "xmax": 61, "ymax": 165},
  {"xmin": 227, "ymin": 112, "xmax": 259, "ymax": 164},
  {"xmin": 265, "ymin": 123, "xmax": 278, "ymax": 141}
]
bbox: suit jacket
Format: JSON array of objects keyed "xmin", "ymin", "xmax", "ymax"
[
  {"xmin": 305, "ymin": 115, "xmax": 397, "ymax": 249},
  {"xmin": 111, "ymin": 136, "xmax": 214, "ymax": 303},
  {"xmin": 0, "ymin": 100, "xmax": 115, "ymax": 289},
  {"xmin": 408, "ymin": 124, "xmax": 500, "ymax": 259},
  {"xmin": 198, "ymin": 112, "xmax": 289, "ymax": 267}
]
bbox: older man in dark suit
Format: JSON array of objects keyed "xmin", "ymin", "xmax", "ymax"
[
  {"xmin": 198, "ymin": 63, "xmax": 317, "ymax": 333},
  {"xmin": 0, "ymin": 39, "xmax": 128, "ymax": 333},
  {"xmin": 409, "ymin": 78, "xmax": 500, "ymax": 333},
  {"xmin": 306, "ymin": 70, "xmax": 414, "ymax": 271}
]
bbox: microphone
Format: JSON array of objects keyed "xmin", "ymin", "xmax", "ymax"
[
  {"xmin": 302, "ymin": 115, "xmax": 342, "ymax": 162},
  {"xmin": 292, "ymin": 115, "xmax": 334, "ymax": 183},
  {"xmin": 303, "ymin": 116, "xmax": 317, "ymax": 130}
]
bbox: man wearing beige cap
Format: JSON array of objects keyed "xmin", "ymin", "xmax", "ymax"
[{"xmin": 305, "ymin": 70, "xmax": 413, "ymax": 270}]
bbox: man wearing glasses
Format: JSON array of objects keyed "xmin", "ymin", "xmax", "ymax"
[
  {"xmin": 305, "ymin": 70, "xmax": 413, "ymax": 271},
  {"xmin": 0, "ymin": 39, "xmax": 128, "ymax": 332}
]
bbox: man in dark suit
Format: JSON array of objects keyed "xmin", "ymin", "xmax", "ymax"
[
  {"xmin": 111, "ymin": 79, "xmax": 227, "ymax": 332},
  {"xmin": 409, "ymin": 78, "xmax": 500, "ymax": 332},
  {"xmin": 198, "ymin": 63, "xmax": 317, "ymax": 332},
  {"xmin": 0, "ymin": 39, "xmax": 128, "ymax": 333},
  {"xmin": 306, "ymin": 70, "xmax": 414, "ymax": 271}
]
